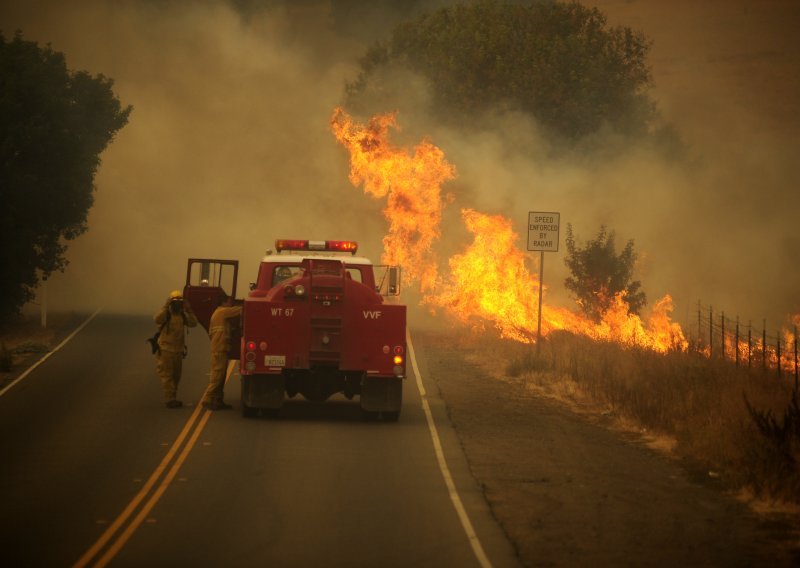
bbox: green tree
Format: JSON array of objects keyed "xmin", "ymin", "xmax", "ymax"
[
  {"xmin": 563, "ymin": 223, "xmax": 646, "ymax": 321},
  {"xmin": 0, "ymin": 31, "xmax": 131, "ymax": 322},
  {"xmin": 346, "ymin": 0, "xmax": 655, "ymax": 142}
]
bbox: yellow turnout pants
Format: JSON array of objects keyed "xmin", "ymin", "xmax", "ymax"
[
  {"xmin": 156, "ymin": 349, "xmax": 183, "ymax": 402},
  {"xmin": 201, "ymin": 351, "xmax": 229, "ymax": 405}
]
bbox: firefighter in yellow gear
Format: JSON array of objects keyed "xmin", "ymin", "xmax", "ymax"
[
  {"xmin": 201, "ymin": 294, "xmax": 242, "ymax": 410},
  {"xmin": 154, "ymin": 290, "xmax": 198, "ymax": 408}
]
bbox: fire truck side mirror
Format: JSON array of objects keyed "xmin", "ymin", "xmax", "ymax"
[
  {"xmin": 388, "ymin": 266, "xmax": 400, "ymax": 296},
  {"xmin": 249, "ymin": 282, "xmax": 256, "ymax": 291},
  {"xmin": 374, "ymin": 265, "xmax": 401, "ymax": 296}
]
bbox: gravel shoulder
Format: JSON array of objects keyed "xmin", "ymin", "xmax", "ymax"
[{"xmin": 415, "ymin": 329, "xmax": 800, "ymax": 567}]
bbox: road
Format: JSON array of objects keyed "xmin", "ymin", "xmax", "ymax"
[{"xmin": 0, "ymin": 313, "xmax": 519, "ymax": 568}]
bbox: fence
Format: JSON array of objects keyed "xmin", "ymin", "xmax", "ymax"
[{"xmin": 693, "ymin": 301, "xmax": 799, "ymax": 387}]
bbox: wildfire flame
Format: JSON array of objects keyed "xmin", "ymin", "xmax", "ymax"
[
  {"xmin": 331, "ymin": 109, "xmax": 688, "ymax": 353},
  {"xmin": 330, "ymin": 108, "xmax": 455, "ymax": 292},
  {"xmin": 427, "ymin": 208, "xmax": 687, "ymax": 351},
  {"xmin": 426, "ymin": 208, "xmax": 542, "ymax": 343}
]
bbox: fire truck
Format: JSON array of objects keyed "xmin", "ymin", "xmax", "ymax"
[{"xmin": 183, "ymin": 240, "xmax": 406, "ymax": 421}]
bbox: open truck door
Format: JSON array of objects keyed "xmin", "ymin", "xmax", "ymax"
[{"xmin": 184, "ymin": 259, "xmax": 241, "ymax": 359}]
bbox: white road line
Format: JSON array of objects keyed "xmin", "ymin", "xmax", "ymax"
[
  {"xmin": 0, "ymin": 308, "xmax": 102, "ymax": 398},
  {"xmin": 407, "ymin": 331, "xmax": 493, "ymax": 568}
]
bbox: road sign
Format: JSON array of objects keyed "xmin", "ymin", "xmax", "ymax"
[{"xmin": 527, "ymin": 212, "xmax": 560, "ymax": 252}]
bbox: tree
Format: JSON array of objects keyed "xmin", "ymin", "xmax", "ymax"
[
  {"xmin": 0, "ymin": 31, "xmax": 131, "ymax": 322},
  {"xmin": 563, "ymin": 223, "xmax": 646, "ymax": 321},
  {"xmin": 346, "ymin": 0, "xmax": 655, "ymax": 142}
]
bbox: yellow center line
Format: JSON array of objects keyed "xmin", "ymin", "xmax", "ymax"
[
  {"xmin": 94, "ymin": 410, "xmax": 213, "ymax": 568},
  {"xmin": 74, "ymin": 361, "xmax": 237, "ymax": 568}
]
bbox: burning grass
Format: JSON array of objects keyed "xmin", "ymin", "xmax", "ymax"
[{"xmin": 496, "ymin": 331, "xmax": 800, "ymax": 505}]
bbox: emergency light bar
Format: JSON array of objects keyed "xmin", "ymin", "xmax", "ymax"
[{"xmin": 275, "ymin": 239, "xmax": 358, "ymax": 255}]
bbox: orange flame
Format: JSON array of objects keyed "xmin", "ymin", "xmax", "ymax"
[
  {"xmin": 330, "ymin": 107, "xmax": 455, "ymax": 291},
  {"xmin": 426, "ymin": 208, "xmax": 687, "ymax": 351},
  {"xmin": 331, "ymin": 109, "xmax": 688, "ymax": 353},
  {"xmin": 426, "ymin": 208, "xmax": 541, "ymax": 343}
]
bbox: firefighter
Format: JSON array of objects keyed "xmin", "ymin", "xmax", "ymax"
[
  {"xmin": 153, "ymin": 290, "xmax": 198, "ymax": 408},
  {"xmin": 201, "ymin": 294, "xmax": 242, "ymax": 410},
  {"xmin": 275, "ymin": 266, "xmax": 292, "ymax": 284}
]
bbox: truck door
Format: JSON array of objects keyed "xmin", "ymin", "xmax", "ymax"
[{"xmin": 183, "ymin": 259, "xmax": 241, "ymax": 359}]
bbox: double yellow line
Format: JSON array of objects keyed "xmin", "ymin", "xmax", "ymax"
[{"xmin": 74, "ymin": 361, "xmax": 236, "ymax": 568}]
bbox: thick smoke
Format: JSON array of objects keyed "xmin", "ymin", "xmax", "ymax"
[
  {"xmin": 3, "ymin": 0, "xmax": 799, "ymax": 334},
  {"xmin": 355, "ymin": 0, "xmax": 800, "ymax": 332},
  {"xmin": 1, "ymin": 0, "xmax": 385, "ymax": 315}
]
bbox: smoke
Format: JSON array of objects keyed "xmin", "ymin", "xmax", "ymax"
[
  {"xmin": 343, "ymin": 0, "xmax": 800, "ymax": 333},
  {"xmin": 1, "ymin": 0, "xmax": 389, "ymax": 315},
  {"xmin": 583, "ymin": 0, "xmax": 800, "ymax": 330},
  {"xmin": 3, "ymin": 0, "xmax": 799, "ymax": 333}
]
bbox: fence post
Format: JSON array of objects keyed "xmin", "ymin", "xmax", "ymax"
[
  {"xmin": 763, "ymin": 321, "xmax": 767, "ymax": 372},
  {"xmin": 721, "ymin": 312, "xmax": 726, "ymax": 360},
  {"xmin": 735, "ymin": 316, "xmax": 740, "ymax": 367},
  {"xmin": 697, "ymin": 302, "xmax": 702, "ymax": 349},
  {"xmin": 748, "ymin": 321, "xmax": 752, "ymax": 368},
  {"xmin": 777, "ymin": 332, "xmax": 782, "ymax": 379},
  {"xmin": 709, "ymin": 306, "xmax": 714, "ymax": 358}
]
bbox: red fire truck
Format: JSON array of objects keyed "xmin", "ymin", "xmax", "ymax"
[{"xmin": 183, "ymin": 240, "xmax": 406, "ymax": 420}]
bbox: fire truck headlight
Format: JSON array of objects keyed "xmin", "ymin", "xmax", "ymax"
[
  {"xmin": 294, "ymin": 284, "xmax": 305, "ymax": 296},
  {"xmin": 393, "ymin": 355, "xmax": 403, "ymax": 365}
]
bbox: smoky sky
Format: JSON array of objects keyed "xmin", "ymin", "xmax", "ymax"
[{"xmin": 2, "ymin": 0, "xmax": 799, "ymax": 333}]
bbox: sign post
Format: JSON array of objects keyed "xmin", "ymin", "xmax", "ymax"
[{"xmin": 527, "ymin": 212, "xmax": 560, "ymax": 352}]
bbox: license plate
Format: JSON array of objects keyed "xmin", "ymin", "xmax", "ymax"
[{"xmin": 265, "ymin": 355, "xmax": 286, "ymax": 366}]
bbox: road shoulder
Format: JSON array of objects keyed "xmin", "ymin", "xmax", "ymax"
[{"xmin": 416, "ymin": 329, "xmax": 800, "ymax": 567}]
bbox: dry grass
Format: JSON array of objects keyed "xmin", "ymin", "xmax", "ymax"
[
  {"xmin": 545, "ymin": 332, "xmax": 800, "ymax": 503},
  {"xmin": 462, "ymin": 329, "xmax": 800, "ymax": 506},
  {"xmin": 0, "ymin": 311, "xmax": 82, "ymax": 376}
]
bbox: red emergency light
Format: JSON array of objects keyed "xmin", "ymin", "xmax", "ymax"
[{"xmin": 275, "ymin": 239, "xmax": 358, "ymax": 255}]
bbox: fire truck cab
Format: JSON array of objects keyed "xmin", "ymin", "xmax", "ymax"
[{"xmin": 183, "ymin": 240, "xmax": 406, "ymax": 421}]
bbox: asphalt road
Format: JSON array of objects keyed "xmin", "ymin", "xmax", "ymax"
[{"xmin": 0, "ymin": 313, "xmax": 519, "ymax": 568}]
